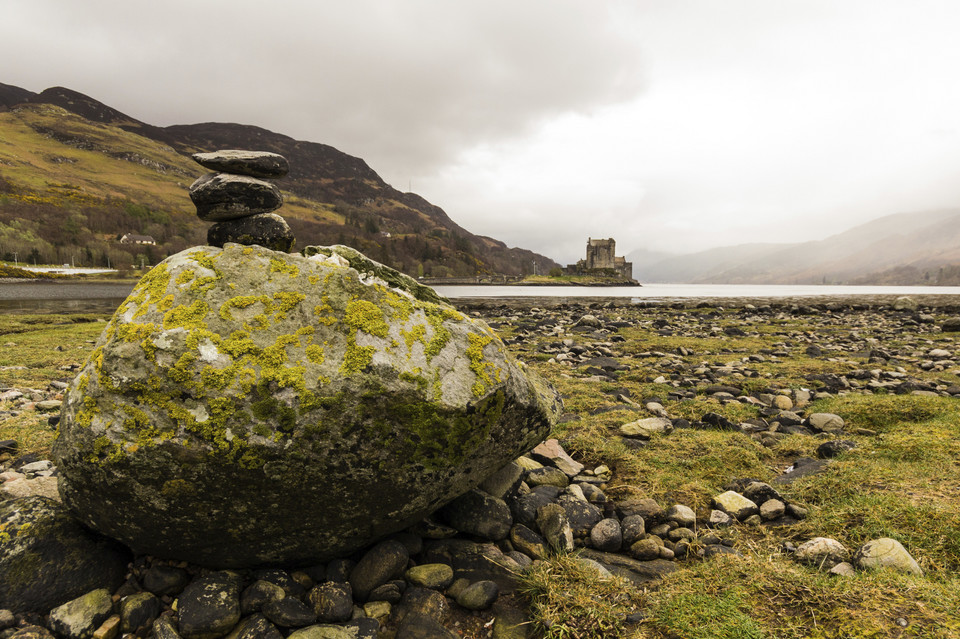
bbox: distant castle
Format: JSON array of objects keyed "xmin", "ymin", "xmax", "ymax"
[{"xmin": 566, "ymin": 238, "xmax": 633, "ymax": 279}]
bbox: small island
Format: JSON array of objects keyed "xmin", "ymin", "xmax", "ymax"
[{"xmin": 521, "ymin": 237, "xmax": 640, "ymax": 286}]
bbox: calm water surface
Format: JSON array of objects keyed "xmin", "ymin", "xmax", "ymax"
[
  {"xmin": 433, "ymin": 283, "xmax": 960, "ymax": 300},
  {"xmin": 5, "ymin": 281, "xmax": 960, "ymax": 314}
]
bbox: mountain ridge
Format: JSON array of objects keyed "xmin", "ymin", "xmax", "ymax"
[
  {"xmin": 0, "ymin": 82, "xmax": 558, "ymax": 277},
  {"xmin": 630, "ymin": 208, "xmax": 960, "ymax": 285}
]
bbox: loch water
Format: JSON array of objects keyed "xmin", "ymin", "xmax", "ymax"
[{"xmin": 5, "ymin": 280, "xmax": 960, "ymax": 314}]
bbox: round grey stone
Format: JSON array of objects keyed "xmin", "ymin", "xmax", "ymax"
[
  {"xmin": 207, "ymin": 213, "xmax": 295, "ymax": 252},
  {"xmin": 455, "ymin": 580, "xmax": 499, "ymax": 611},
  {"xmin": 853, "ymin": 538, "xmax": 922, "ymax": 575},
  {"xmin": 350, "ymin": 540, "xmax": 410, "ymax": 602},
  {"xmin": 589, "ymin": 518, "xmax": 622, "ymax": 552}
]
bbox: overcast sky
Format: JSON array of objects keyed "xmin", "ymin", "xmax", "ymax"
[{"xmin": 3, "ymin": 0, "xmax": 960, "ymax": 264}]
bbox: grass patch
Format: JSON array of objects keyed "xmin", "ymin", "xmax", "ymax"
[{"xmin": 518, "ymin": 553, "xmax": 647, "ymax": 639}]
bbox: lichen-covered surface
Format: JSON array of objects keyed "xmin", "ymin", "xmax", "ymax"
[
  {"xmin": 0, "ymin": 496, "xmax": 130, "ymax": 612},
  {"xmin": 52, "ymin": 244, "xmax": 560, "ymax": 567}
]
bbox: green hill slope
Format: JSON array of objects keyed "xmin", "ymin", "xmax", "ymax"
[{"xmin": 0, "ymin": 85, "xmax": 558, "ymax": 277}]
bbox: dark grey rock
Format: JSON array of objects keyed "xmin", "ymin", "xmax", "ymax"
[
  {"xmin": 190, "ymin": 172, "xmax": 283, "ymax": 221},
  {"xmin": 207, "ymin": 213, "xmax": 295, "ymax": 252},
  {"xmin": 396, "ymin": 586, "xmax": 448, "ymax": 625},
  {"xmin": 343, "ymin": 618, "xmax": 380, "ymax": 639},
  {"xmin": 456, "ymin": 580, "xmax": 499, "ymax": 610},
  {"xmin": 177, "ymin": 573, "xmax": 241, "ymax": 639},
  {"xmin": 941, "ymin": 318, "xmax": 960, "ymax": 332},
  {"xmin": 440, "ymin": 490, "xmax": 512, "ymax": 540},
  {"xmin": 142, "ymin": 565, "xmax": 190, "ymax": 597},
  {"xmin": 508, "ymin": 524, "xmax": 547, "ymax": 560},
  {"xmin": 741, "ymin": 481, "xmax": 784, "ymax": 506},
  {"xmin": 119, "ymin": 592, "xmax": 161, "ymax": 635},
  {"xmin": 191, "ymin": 151, "xmax": 289, "ymax": 179},
  {"xmin": 251, "ymin": 569, "xmax": 305, "ymax": 598},
  {"xmin": 240, "ymin": 580, "xmax": 286, "ymax": 615},
  {"xmin": 621, "ymin": 515, "xmax": 646, "ymax": 546},
  {"xmin": 262, "ymin": 597, "xmax": 316, "ymax": 628},
  {"xmin": 228, "ymin": 613, "xmax": 283, "ymax": 639},
  {"xmin": 0, "ymin": 497, "xmax": 129, "ymax": 613},
  {"xmin": 816, "ymin": 440, "xmax": 857, "ymax": 459},
  {"xmin": 774, "ymin": 458, "xmax": 829, "ymax": 484},
  {"xmin": 325, "ymin": 559, "xmax": 355, "ymax": 583},
  {"xmin": 350, "ymin": 540, "xmax": 409, "ymax": 602},
  {"xmin": 367, "ymin": 582, "xmax": 403, "ymax": 604},
  {"xmin": 6, "ymin": 625, "xmax": 55, "ymax": 639},
  {"xmin": 478, "ymin": 461, "xmax": 524, "ymax": 499},
  {"xmin": 556, "ymin": 495, "xmax": 603, "ymax": 536},
  {"xmin": 510, "ymin": 490, "xmax": 555, "ymax": 529},
  {"xmin": 616, "ymin": 498, "xmax": 662, "ymax": 523},
  {"xmin": 307, "ymin": 582, "xmax": 353, "ymax": 623},
  {"xmin": 152, "ymin": 616, "xmax": 182, "ymax": 639}
]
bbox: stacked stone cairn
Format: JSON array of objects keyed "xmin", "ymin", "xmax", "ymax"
[{"xmin": 189, "ymin": 150, "xmax": 296, "ymax": 252}]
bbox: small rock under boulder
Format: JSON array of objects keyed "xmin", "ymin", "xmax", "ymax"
[{"xmin": 0, "ymin": 497, "xmax": 130, "ymax": 613}]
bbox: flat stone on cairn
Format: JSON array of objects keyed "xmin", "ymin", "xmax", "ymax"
[
  {"xmin": 192, "ymin": 150, "xmax": 289, "ymax": 179},
  {"xmin": 189, "ymin": 149, "xmax": 295, "ymax": 251},
  {"xmin": 190, "ymin": 173, "xmax": 283, "ymax": 221}
]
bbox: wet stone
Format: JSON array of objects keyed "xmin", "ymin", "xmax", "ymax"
[
  {"xmin": 191, "ymin": 150, "xmax": 289, "ymax": 179},
  {"xmin": 177, "ymin": 573, "xmax": 241, "ymax": 639},
  {"xmin": 190, "ymin": 172, "xmax": 283, "ymax": 221},
  {"xmin": 119, "ymin": 592, "xmax": 161, "ymax": 635},
  {"xmin": 455, "ymin": 581, "xmax": 500, "ymax": 611},
  {"xmin": 240, "ymin": 580, "xmax": 286, "ymax": 615},
  {"xmin": 262, "ymin": 596, "xmax": 317, "ymax": 628},
  {"xmin": 207, "ymin": 212, "xmax": 295, "ymax": 252},
  {"xmin": 142, "ymin": 565, "xmax": 191, "ymax": 597},
  {"xmin": 350, "ymin": 540, "xmax": 410, "ymax": 603}
]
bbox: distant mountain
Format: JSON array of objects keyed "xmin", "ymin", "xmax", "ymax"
[
  {"xmin": 632, "ymin": 209, "xmax": 960, "ymax": 285},
  {"xmin": 0, "ymin": 83, "xmax": 558, "ymax": 277}
]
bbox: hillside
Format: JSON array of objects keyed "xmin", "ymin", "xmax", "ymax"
[
  {"xmin": 0, "ymin": 83, "xmax": 558, "ymax": 277},
  {"xmin": 631, "ymin": 209, "xmax": 960, "ymax": 285}
]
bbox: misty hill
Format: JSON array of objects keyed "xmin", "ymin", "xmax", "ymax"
[
  {"xmin": 0, "ymin": 82, "xmax": 558, "ymax": 277},
  {"xmin": 630, "ymin": 209, "xmax": 960, "ymax": 285}
]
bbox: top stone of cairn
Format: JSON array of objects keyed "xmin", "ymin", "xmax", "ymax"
[{"xmin": 191, "ymin": 150, "xmax": 289, "ymax": 179}]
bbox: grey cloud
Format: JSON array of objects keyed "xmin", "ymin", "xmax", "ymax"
[{"xmin": 0, "ymin": 0, "xmax": 644, "ymax": 183}]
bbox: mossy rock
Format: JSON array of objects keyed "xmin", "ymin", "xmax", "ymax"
[
  {"xmin": 0, "ymin": 497, "xmax": 130, "ymax": 613},
  {"xmin": 53, "ymin": 244, "xmax": 560, "ymax": 567}
]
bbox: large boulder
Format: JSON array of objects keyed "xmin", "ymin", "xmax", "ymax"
[{"xmin": 53, "ymin": 244, "xmax": 560, "ymax": 567}]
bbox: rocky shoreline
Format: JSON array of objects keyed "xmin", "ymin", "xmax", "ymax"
[{"xmin": 4, "ymin": 292, "xmax": 952, "ymax": 638}]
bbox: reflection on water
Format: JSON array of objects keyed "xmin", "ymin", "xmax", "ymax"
[
  {"xmin": 0, "ymin": 281, "xmax": 134, "ymax": 314},
  {"xmin": 0, "ymin": 298, "xmax": 124, "ymax": 314}
]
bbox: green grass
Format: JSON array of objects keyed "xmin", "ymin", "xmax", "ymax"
[
  {"xmin": 0, "ymin": 313, "xmax": 106, "ymax": 455},
  {"xmin": 4, "ymin": 303, "xmax": 960, "ymax": 637},
  {"xmin": 505, "ymin": 305, "xmax": 960, "ymax": 638}
]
